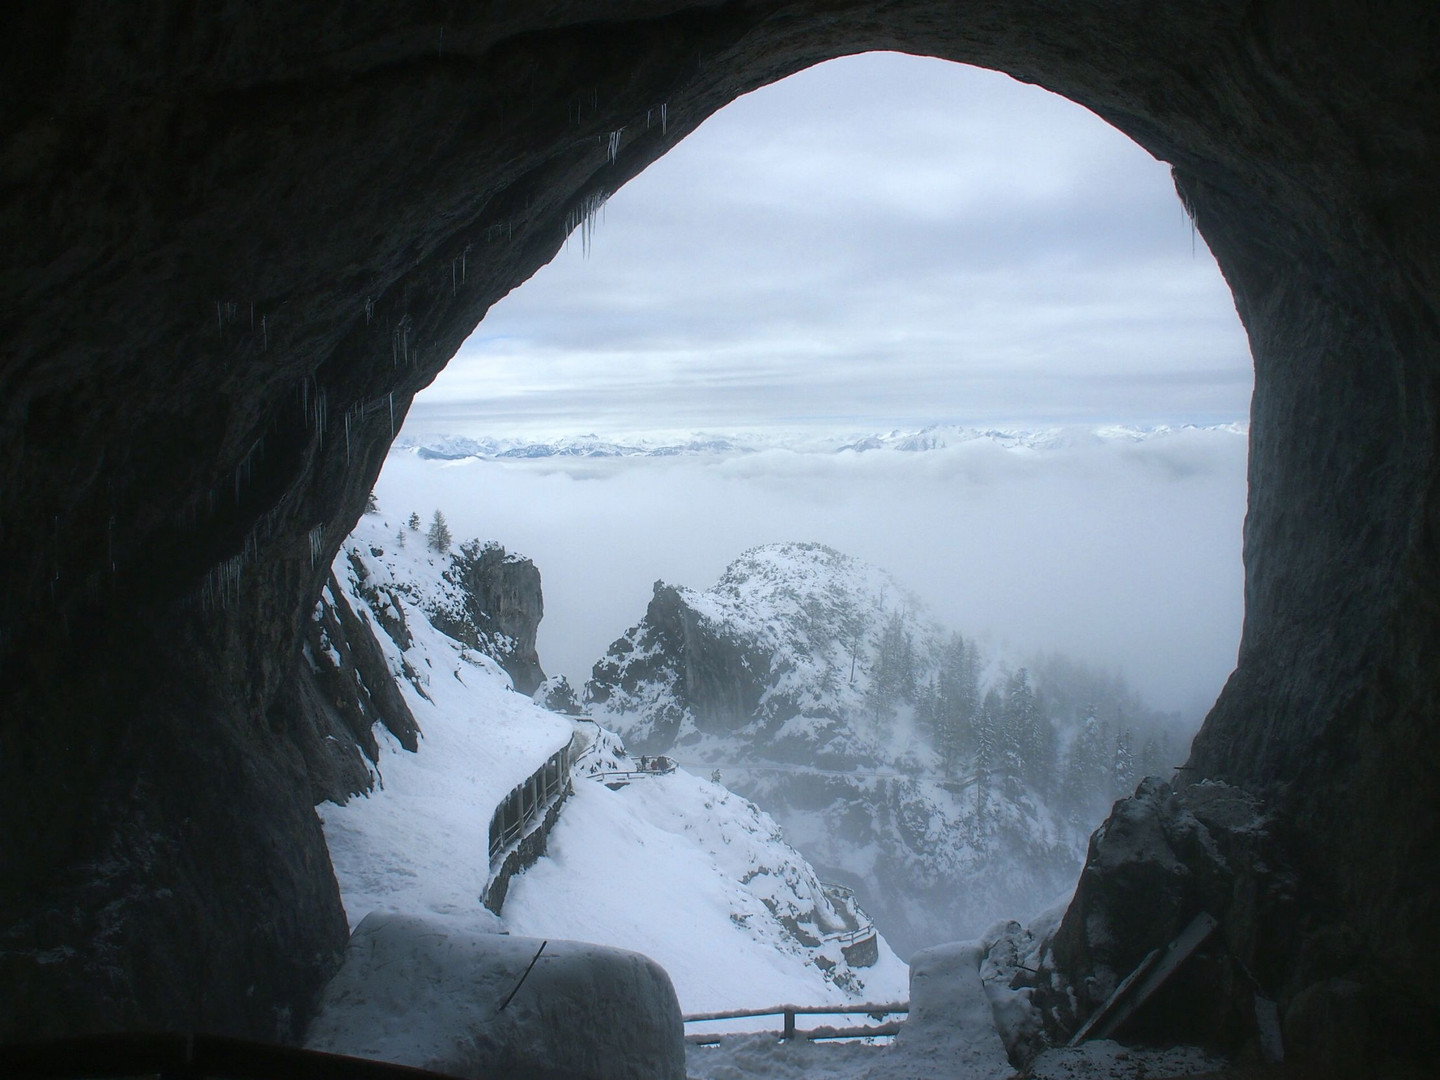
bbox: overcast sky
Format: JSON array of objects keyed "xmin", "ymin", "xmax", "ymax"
[
  {"xmin": 408, "ymin": 52, "xmax": 1252, "ymax": 436},
  {"xmin": 386, "ymin": 53, "xmax": 1254, "ymax": 722}
]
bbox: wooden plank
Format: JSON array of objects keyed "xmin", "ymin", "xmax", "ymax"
[
  {"xmin": 1070, "ymin": 911, "xmax": 1219, "ymax": 1046},
  {"xmin": 1068, "ymin": 948, "xmax": 1162, "ymax": 1046}
]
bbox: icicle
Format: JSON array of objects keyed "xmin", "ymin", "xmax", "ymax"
[
  {"xmin": 661, "ymin": 102, "xmax": 668, "ymax": 134},
  {"xmin": 564, "ymin": 191, "xmax": 609, "ymax": 257},
  {"xmin": 365, "ymin": 297, "xmax": 374, "ymax": 325},
  {"xmin": 452, "ymin": 259, "xmax": 457, "ymax": 296},
  {"xmin": 216, "ymin": 301, "xmax": 223, "ymax": 333},
  {"xmin": 389, "ymin": 392, "xmax": 395, "ymax": 437},
  {"xmin": 261, "ymin": 315, "xmax": 268, "ymax": 351},
  {"xmin": 607, "ymin": 128, "xmax": 622, "ymax": 164},
  {"xmin": 309, "ymin": 524, "xmax": 325, "ymax": 568},
  {"xmin": 345, "ymin": 411, "xmax": 351, "ymax": 462}
]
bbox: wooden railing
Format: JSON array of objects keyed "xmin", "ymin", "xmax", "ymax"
[
  {"xmin": 821, "ymin": 923, "xmax": 875, "ymax": 948},
  {"xmin": 486, "ymin": 740, "xmax": 574, "ymax": 862},
  {"xmin": 584, "ymin": 755, "xmax": 677, "ymax": 787},
  {"xmin": 816, "ymin": 881, "xmax": 875, "ymax": 947},
  {"xmin": 682, "ymin": 1002, "xmax": 909, "ymax": 1045}
]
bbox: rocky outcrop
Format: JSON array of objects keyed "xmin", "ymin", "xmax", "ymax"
[
  {"xmin": 284, "ymin": 570, "xmax": 420, "ymax": 804},
  {"xmin": 2, "ymin": 1, "xmax": 1438, "ymax": 1061},
  {"xmin": 533, "ymin": 674, "xmax": 584, "ymax": 716},
  {"xmin": 586, "ymin": 546, "xmax": 1089, "ymax": 957},
  {"xmin": 1043, "ymin": 780, "xmax": 1289, "ymax": 1052},
  {"xmin": 587, "ymin": 580, "xmax": 772, "ymax": 746},
  {"xmin": 430, "ymin": 540, "xmax": 546, "ymax": 695}
]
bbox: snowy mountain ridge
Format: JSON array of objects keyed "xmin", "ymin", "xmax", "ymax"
[
  {"xmin": 584, "ymin": 542, "xmax": 1184, "ymax": 958},
  {"xmin": 394, "ymin": 421, "xmax": 1246, "ymax": 463}
]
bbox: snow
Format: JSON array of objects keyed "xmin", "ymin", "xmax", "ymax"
[
  {"xmin": 317, "ymin": 507, "xmax": 908, "ymax": 1040},
  {"xmin": 1026, "ymin": 1041, "xmax": 1224, "ymax": 1080},
  {"xmin": 317, "ymin": 515, "xmax": 573, "ymax": 930},
  {"xmin": 502, "ymin": 768, "xmax": 909, "ymax": 1017},
  {"xmin": 392, "ymin": 423, "xmax": 1247, "ymax": 465},
  {"xmin": 306, "ymin": 912, "xmax": 686, "ymax": 1080},
  {"xmin": 315, "ymin": 507, "xmax": 1228, "ymax": 1080}
]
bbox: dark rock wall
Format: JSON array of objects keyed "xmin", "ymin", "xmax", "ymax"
[
  {"xmin": 283, "ymin": 570, "xmax": 421, "ymax": 805},
  {"xmin": 2, "ymin": 0, "xmax": 1437, "ymax": 1053},
  {"xmin": 585, "ymin": 580, "xmax": 773, "ymax": 742}
]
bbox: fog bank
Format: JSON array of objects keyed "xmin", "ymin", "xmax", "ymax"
[{"xmin": 373, "ymin": 428, "xmax": 1245, "ymax": 719}]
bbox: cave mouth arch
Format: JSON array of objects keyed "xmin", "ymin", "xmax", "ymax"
[
  {"xmin": 401, "ymin": 51, "xmax": 1251, "ymax": 723},
  {"xmin": 2, "ymin": 3, "xmax": 1437, "ymax": 1060}
]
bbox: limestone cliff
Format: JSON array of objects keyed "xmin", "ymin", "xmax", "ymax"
[{"xmin": 431, "ymin": 541, "xmax": 546, "ymax": 696}]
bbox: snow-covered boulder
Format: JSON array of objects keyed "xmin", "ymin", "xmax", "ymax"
[
  {"xmin": 306, "ymin": 913, "xmax": 685, "ymax": 1080},
  {"xmin": 892, "ymin": 941, "xmax": 1014, "ymax": 1079}
]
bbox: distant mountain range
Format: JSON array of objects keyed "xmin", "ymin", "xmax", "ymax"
[{"xmin": 393, "ymin": 423, "xmax": 1247, "ymax": 462}]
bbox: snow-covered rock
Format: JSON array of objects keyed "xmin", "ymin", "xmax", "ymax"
[
  {"xmin": 584, "ymin": 542, "xmax": 1089, "ymax": 956},
  {"xmin": 306, "ymin": 912, "xmax": 686, "ymax": 1080},
  {"xmin": 892, "ymin": 941, "xmax": 1014, "ymax": 1079}
]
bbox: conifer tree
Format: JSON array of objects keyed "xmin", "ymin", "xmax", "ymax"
[
  {"xmin": 1061, "ymin": 705, "xmax": 1108, "ymax": 823},
  {"xmin": 426, "ymin": 509, "xmax": 453, "ymax": 554},
  {"xmin": 1112, "ymin": 726, "xmax": 1135, "ymax": 798},
  {"xmin": 407, "ymin": 511, "xmax": 421, "ymax": 531},
  {"xmin": 976, "ymin": 687, "xmax": 1002, "ymax": 778},
  {"xmin": 931, "ymin": 633, "xmax": 979, "ymax": 777},
  {"xmin": 395, "ymin": 526, "xmax": 406, "ymax": 549}
]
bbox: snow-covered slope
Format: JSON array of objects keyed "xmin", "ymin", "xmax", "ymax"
[
  {"xmin": 584, "ymin": 543, "xmax": 1094, "ymax": 957},
  {"xmin": 316, "ymin": 510, "xmax": 907, "ymax": 1014}
]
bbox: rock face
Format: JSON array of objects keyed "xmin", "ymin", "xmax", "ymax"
[
  {"xmin": 587, "ymin": 580, "xmax": 773, "ymax": 746},
  {"xmin": 430, "ymin": 541, "xmax": 546, "ymax": 695},
  {"xmin": 287, "ymin": 569, "xmax": 421, "ymax": 805},
  {"xmin": 2, "ymin": 0, "xmax": 1438, "ymax": 1062},
  {"xmin": 585, "ymin": 544, "xmax": 1091, "ymax": 958},
  {"xmin": 1044, "ymin": 780, "xmax": 1288, "ymax": 1050}
]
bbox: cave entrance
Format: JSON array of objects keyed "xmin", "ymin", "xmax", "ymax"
[{"xmin": 373, "ymin": 53, "xmax": 1252, "ymax": 957}]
